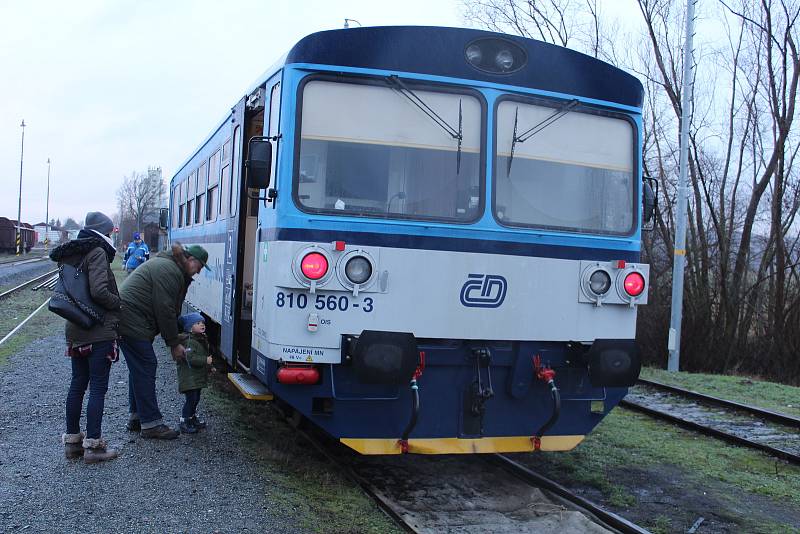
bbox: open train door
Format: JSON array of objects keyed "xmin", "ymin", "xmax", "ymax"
[
  {"xmin": 220, "ymin": 80, "xmax": 276, "ymax": 371},
  {"xmin": 218, "ymin": 96, "xmax": 247, "ymax": 366}
]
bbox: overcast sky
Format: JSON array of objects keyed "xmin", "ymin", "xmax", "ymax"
[{"xmin": 0, "ymin": 0, "xmax": 640, "ymax": 227}]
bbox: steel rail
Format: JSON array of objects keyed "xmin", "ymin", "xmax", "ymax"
[
  {"xmin": 288, "ymin": 421, "xmax": 418, "ymax": 533},
  {"xmin": 288, "ymin": 412, "xmax": 639, "ymax": 533},
  {"xmin": 637, "ymin": 378, "xmax": 800, "ymax": 429},
  {"xmin": 492, "ymin": 454, "xmax": 652, "ymax": 534},
  {"xmin": 0, "ymin": 269, "xmax": 58, "ymax": 300},
  {"xmin": 0, "ymin": 297, "xmax": 50, "ymax": 347},
  {"xmin": 620, "ymin": 400, "xmax": 800, "ymax": 465},
  {"xmin": 0, "ymin": 255, "xmax": 48, "ymax": 267}
]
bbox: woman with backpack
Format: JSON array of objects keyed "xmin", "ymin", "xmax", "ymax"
[{"xmin": 49, "ymin": 211, "xmax": 121, "ymax": 463}]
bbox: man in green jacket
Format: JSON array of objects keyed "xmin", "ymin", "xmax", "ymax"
[{"xmin": 118, "ymin": 242, "xmax": 210, "ymax": 439}]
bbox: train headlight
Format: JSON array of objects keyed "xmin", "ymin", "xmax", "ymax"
[
  {"xmin": 345, "ymin": 256, "xmax": 372, "ymax": 285},
  {"xmin": 623, "ymin": 272, "xmax": 645, "ymax": 297},
  {"xmin": 588, "ymin": 270, "xmax": 611, "ymax": 295},
  {"xmin": 301, "ymin": 252, "xmax": 328, "ymax": 280},
  {"xmin": 464, "ymin": 38, "xmax": 527, "ymax": 74},
  {"xmin": 465, "ymin": 44, "xmax": 483, "ymax": 64},
  {"xmin": 495, "ymin": 49, "xmax": 514, "ymax": 71}
]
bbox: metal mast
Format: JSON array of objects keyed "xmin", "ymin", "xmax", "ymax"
[
  {"xmin": 16, "ymin": 120, "xmax": 26, "ymax": 256},
  {"xmin": 668, "ymin": 0, "xmax": 697, "ymax": 372}
]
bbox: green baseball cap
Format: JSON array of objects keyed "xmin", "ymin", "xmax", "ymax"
[{"xmin": 184, "ymin": 245, "xmax": 211, "ymax": 271}]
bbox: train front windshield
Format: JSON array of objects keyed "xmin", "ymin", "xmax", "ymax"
[
  {"xmin": 495, "ymin": 99, "xmax": 636, "ymax": 235},
  {"xmin": 295, "ymin": 79, "xmax": 483, "ymax": 222}
]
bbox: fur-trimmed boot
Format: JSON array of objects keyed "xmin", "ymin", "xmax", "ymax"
[
  {"xmin": 62, "ymin": 432, "xmax": 85, "ymax": 459},
  {"xmin": 82, "ymin": 438, "xmax": 118, "ymax": 464}
]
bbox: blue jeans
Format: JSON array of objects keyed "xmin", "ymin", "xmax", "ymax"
[
  {"xmin": 65, "ymin": 341, "xmax": 112, "ymax": 439},
  {"xmin": 121, "ymin": 337, "xmax": 163, "ymax": 429},
  {"xmin": 182, "ymin": 389, "xmax": 201, "ymax": 420}
]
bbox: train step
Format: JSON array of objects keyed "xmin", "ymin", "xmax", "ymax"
[{"xmin": 227, "ymin": 373, "xmax": 273, "ymax": 401}]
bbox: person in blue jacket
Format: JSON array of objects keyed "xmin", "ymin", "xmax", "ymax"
[{"xmin": 123, "ymin": 232, "xmax": 150, "ymax": 273}]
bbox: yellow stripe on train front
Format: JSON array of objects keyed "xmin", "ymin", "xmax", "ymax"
[{"xmin": 340, "ymin": 435, "xmax": 585, "ymax": 455}]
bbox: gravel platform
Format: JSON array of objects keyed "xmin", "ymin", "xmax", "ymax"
[{"xmin": 0, "ymin": 334, "xmax": 305, "ymax": 534}]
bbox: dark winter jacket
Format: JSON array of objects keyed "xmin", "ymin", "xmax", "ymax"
[
  {"xmin": 177, "ymin": 332, "xmax": 210, "ymax": 393},
  {"xmin": 49, "ymin": 231, "xmax": 120, "ymax": 346},
  {"xmin": 118, "ymin": 244, "xmax": 192, "ymax": 347}
]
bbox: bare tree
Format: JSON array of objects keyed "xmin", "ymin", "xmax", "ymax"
[
  {"xmin": 116, "ymin": 168, "xmax": 165, "ymax": 235},
  {"xmin": 461, "ymin": 0, "xmax": 800, "ymax": 382}
]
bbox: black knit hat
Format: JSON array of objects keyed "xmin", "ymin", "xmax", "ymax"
[{"xmin": 83, "ymin": 212, "xmax": 114, "ymax": 235}]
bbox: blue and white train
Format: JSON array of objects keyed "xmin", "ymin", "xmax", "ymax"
[{"xmin": 169, "ymin": 26, "xmax": 652, "ymax": 455}]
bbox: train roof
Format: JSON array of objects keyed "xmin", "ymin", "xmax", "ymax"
[
  {"xmin": 173, "ymin": 25, "xmax": 643, "ymax": 184},
  {"xmin": 285, "ymin": 26, "xmax": 643, "ymax": 108}
]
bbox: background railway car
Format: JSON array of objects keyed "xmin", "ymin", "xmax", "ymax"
[
  {"xmin": 170, "ymin": 26, "xmax": 653, "ymax": 455},
  {"xmin": 0, "ymin": 218, "xmax": 34, "ymax": 253}
]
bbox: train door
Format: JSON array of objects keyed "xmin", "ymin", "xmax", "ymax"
[
  {"xmin": 234, "ymin": 77, "xmax": 281, "ymax": 370},
  {"xmin": 219, "ymin": 101, "xmax": 246, "ymax": 365}
]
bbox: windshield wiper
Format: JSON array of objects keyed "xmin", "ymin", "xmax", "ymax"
[
  {"xmin": 386, "ymin": 75, "xmax": 463, "ymax": 174},
  {"xmin": 507, "ymin": 99, "xmax": 579, "ymax": 176}
]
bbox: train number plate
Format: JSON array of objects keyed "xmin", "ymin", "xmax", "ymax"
[{"xmin": 275, "ymin": 291, "xmax": 374, "ymax": 313}]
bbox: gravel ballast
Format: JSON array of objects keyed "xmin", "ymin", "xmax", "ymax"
[{"xmin": 0, "ymin": 333, "xmax": 305, "ymax": 533}]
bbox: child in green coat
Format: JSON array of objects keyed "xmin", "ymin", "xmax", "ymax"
[{"xmin": 177, "ymin": 312, "xmax": 212, "ymax": 434}]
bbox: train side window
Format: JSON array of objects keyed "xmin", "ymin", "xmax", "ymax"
[
  {"xmin": 230, "ymin": 129, "xmax": 240, "ymax": 217},
  {"xmin": 196, "ymin": 163, "xmax": 207, "ymax": 224},
  {"xmin": 208, "ymin": 150, "xmax": 221, "ymax": 221},
  {"xmin": 178, "ymin": 179, "xmax": 185, "ymax": 228},
  {"xmin": 220, "ymin": 163, "xmax": 231, "ymax": 217},
  {"xmin": 268, "ymin": 82, "xmax": 281, "ymax": 182},
  {"xmin": 172, "ymin": 186, "xmax": 180, "ymax": 228},
  {"xmin": 186, "ymin": 170, "xmax": 196, "ymax": 226},
  {"xmin": 206, "ymin": 186, "xmax": 218, "ymax": 221}
]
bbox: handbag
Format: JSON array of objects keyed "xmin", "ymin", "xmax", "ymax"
[{"xmin": 48, "ymin": 260, "xmax": 105, "ymax": 329}]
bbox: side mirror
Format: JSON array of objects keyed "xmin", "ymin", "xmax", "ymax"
[
  {"xmin": 642, "ymin": 176, "xmax": 658, "ymax": 226},
  {"xmin": 245, "ymin": 137, "xmax": 273, "ymax": 190},
  {"xmin": 159, "ymin": 208, "xmax": 169, "ymax": 230}
]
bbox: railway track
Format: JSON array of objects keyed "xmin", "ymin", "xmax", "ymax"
[
  {"xmin": 0, "ymin": 270, "xmax": 57, "ymax": 347},
  {"xmin": 622, "ymin": 378, "xmax": 800, "ymax": 465},
  {"xmin": 0, "ymin": 269, "xmax": 58, "ymax": 300},
  {"xmin": 288, "ymin": 411, "xmax": 649, "ymax": 533}
]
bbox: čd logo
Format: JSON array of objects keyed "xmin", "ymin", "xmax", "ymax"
[{"xmin": 460, "ymin": 274, "xmax": 508, "ymax": 308}]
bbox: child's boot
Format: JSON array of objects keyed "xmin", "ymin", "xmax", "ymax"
[
  {"xmin": 83, "ymin": 438, "xmax": 118, "ymax": 464},
  {"xmin": 179, "ymin": 417, "xmax": 198, "ymax": 434},
  {"xmin": 189, "ymin": 415, "xmax": 207, "ymax": 430},
  {"xmin": 62, "ymin": 432, "xmax": 84, "ymax": 459}
]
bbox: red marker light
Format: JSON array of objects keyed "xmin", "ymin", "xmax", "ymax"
[
  {"xmin": 334, "ymin": 240, "xmax": 346, "ymax": 251},
  {"xmin": 623, "ymin": 272, "xmax": 645, "ymax": 297},
  {"xmin": 301, "ymin": 252, "xmax": 328, "ymax": 280},
  {"xmin": 616, "ymin": 260, "xmax": 626, "ymax": 269}
]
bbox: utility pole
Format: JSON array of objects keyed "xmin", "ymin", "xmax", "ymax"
[
  {"xmin": 667, "ymin": 0, "xmax": 696, "ymax": 372},
  {"xmin": 16, "ymin": 120, "xmax": 26, "ymax": 256},
  {"xmin": 45, "ymin": 158, "xmax": 51, "ymax": 249}
]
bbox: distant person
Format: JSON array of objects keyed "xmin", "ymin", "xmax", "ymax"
[
  {"xmin": 123, "ymin": 232, "xmax": 150, "ymax": 273},
  {"xmin": 176, "ymin": 312, "xmax": 213, "ymax": 434},
  {"xmin": 50, "ymin": 211, "xmax": 120, "ymax": 463},
  {"xmin": 118, "ymin": 243, "xmax": 210, "ymax": 439}
]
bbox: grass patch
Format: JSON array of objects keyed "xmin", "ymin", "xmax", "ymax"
[
  {"xmin": 204, "ymin": 376, "xmax": 402, "ymax": 534},
  {"xmin": 514, "ymin": 409, "xmax": 800, "ymax": 531},
  {"xmin": 641, "ymin": 366, "xmax": 800, "ymax": 418},
  {"xmin": 0, "ymin": 289, "xmax": 59, "ymax": 366}
]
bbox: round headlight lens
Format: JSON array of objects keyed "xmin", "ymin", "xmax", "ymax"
[
  {"xmin": 589, "ymin": 270, "xmax": 611, "ymax": 295},
  {"xmin": 345, "ymin": 256, "xmax": 372, "ymax": 285},
  {"xmin": 301, "ymin": 252, "xmax": 328, "ymax": 280},
  {"xmin": 465, "ymin": 44, "xmax": 483, "ymax": 65},
  {"xmin": 495, "ymin": 49, "xmax": 514, "ymax": 71}
]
